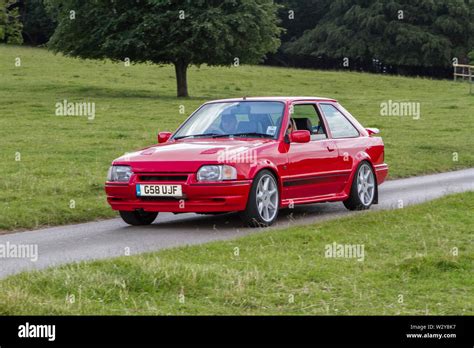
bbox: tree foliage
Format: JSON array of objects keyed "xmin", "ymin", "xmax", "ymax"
[
  {"xmin": 0, "ymin": 0, "xmax": 23, "ymax": 44},
  {"xmin": 21, "ymin": 0, "xmax": 56, "ymax": 45},
  {"xmin": 284, "ymin": 0, "xmax": 474, "ymax": 68},
  {"xmin": 0, "ymin": 0, "xmax": 6, "ymax": 41},
  {"xmin": 469, "ymin": 51, "xmax": 474, "ymax": 65},
  {"xmin": 45, "ymin": 0, "xmax": 282, "ymax": 97},
  {"xmin": 276, "ymin": 0, "xmax": 331, "ymax": 42}
]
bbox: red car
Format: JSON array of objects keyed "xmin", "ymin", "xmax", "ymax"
[{"xmin": 105, "ymin": 97, "xmax": 388, "ymax": 227}]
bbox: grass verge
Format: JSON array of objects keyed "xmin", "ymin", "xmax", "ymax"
[{"xmin": 0, "ymin": 192, "xmax": 472, "ymax": 315}]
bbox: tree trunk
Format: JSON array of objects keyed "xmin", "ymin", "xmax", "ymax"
[{"xmin": 174, "ymin": 60, "xmax": 189, "ymax": 98}]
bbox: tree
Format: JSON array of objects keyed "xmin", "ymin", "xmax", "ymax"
[
  {"xmin": 276, "ymin": 0, "xmax": 330, "ymax": 42},
  {"xmin": 0, "ymin": 0, "xmax": 23, "ymax": 44},
  {"xmin": 264, "ymin": 0, "xmax": 329, "ymax": 67},
  {"xmin": 21, "ymin": 0, "xmax": 56, "ymax": 45},
  {"xmin": 45, "ymin": 0, "xmax": 282, "ymax": 97},
  {"xmin": 0, "ymin": 1, "xmax": 6, "ymax": 41},
  {"xmin": 469, "ymin": 51, "xmax": 474, "ymax": 65},
  {"xmin": 284, "ymin": 0, "xmax": 474, "ymax": 70}
]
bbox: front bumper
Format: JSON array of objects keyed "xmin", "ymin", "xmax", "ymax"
[{"xmin": 105, "ymin": 175, "xmax": 252, "ymax": 213}]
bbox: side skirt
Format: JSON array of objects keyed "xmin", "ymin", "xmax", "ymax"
[{"xmin": 280, "ymin": 192, "xmax": 349, "ymax": 208}]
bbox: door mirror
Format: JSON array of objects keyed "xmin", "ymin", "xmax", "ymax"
[
  {"xmin": 158, "ymin": 131, "xmax": 172, "ymax": 143},
  {"xmin": 290, "ymin": 130, "xmax": 310, "ymax": 143}
]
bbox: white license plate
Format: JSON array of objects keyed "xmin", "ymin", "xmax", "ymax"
[{"xmin": 136, "ymin": 184, "xmax": 182, "ymax": 197}]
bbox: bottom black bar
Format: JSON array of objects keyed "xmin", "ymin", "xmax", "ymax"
[{"xmin": 0, "ymin": 316, "xmax": 472, "ymax": 346}]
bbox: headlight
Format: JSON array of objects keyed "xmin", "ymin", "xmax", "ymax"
[
  {"xmin": 107, "ymin": 165, "xmax": 133, "ymax": 182},
  {"xmin": 197, "ymin": 165, "xmax": 237, "ymax": 182}
]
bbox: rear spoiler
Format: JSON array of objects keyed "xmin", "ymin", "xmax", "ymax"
[{"xmin": 365, "ymin": 128, "xmax": 380, "ymax": 136}]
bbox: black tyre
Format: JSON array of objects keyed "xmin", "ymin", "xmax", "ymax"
[
  {"xmin": 239, "ymin": 170, "xmax": 279, "ymax": 227},
  {"xmin": 343, "ymin": 161, "xmax": 377, "ymax": 211},
  {"xmin": 119, "ymin": 210, "xmax": 158, "ymax": 226}
]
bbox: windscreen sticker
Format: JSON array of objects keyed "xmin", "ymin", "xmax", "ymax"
[{"xmin": 266, "ymin": 126, "xmax": 277, "ymax": 136}]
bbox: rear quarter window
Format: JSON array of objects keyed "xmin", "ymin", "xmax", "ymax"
[{"xmin": 320, "ymin": 104, "xmax": 359, "ymax": 138}]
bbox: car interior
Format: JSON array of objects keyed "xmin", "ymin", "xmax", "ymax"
[
  {"xmin": 207, "ymin": 103, "xmax": 329, "ymax": 140},
  {"xmin": 237, "ymin": 113, "xmax": 274, "ymax": 134},
  {"xmin": 209, "ymin": 110, "xmax": 282, "ymax": 137},
  {"xmin": 291, "ymin": 104, "xmax": 328, "ymax": 140}
]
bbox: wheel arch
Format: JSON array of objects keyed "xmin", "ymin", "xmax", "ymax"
[
  {"xmin": 345, "ymin": 154, "xmax": 379, "ymax": 204},
  {"xmin": 249, "ymin": 165, "xmax": 283, "ymax": 205},
  {"xmin": 240, "ymin": 165, "xmax": 281, "ymax": 227}
]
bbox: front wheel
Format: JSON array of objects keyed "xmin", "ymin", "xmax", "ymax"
[
  {"xmin": 343, "ymin": 161, "xmax": 376, "ymax": 211},
  {"xmin": 119, "ymin": 210, "xmax": 158, "ymax": 226},
  {"xmin": 239, "ymin": 170, "xmax": 280, "ymax": 227}
]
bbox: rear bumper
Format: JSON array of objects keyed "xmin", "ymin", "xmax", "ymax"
[
  {"xmin": 374, "ymin": 163, "xmax": 389, "ymax": 184},
  {"xmin": 105, "ymin": 180, "xmax": 252, "ymax": 213}
]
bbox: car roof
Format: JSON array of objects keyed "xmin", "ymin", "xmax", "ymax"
[{"xmin": 206, "ymin": 96, "xmax": 338, "ymax": 103}]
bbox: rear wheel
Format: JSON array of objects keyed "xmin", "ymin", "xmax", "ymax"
[
  {"xmin": 240, "ymin": 170, "xmax": 279, "ymax": 227},
  {"xmin": 119, "ymin": 210, "xmax": 158, "ymax": 226},
  {"xmin": 343, "ymin": 162, "xmax": 376, "ymax": 211}
]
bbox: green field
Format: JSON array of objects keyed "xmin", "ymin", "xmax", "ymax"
[
  {"xmin": 0, "ymin": 192, "xmax": 472, "ymax": 315},
  {"xmin": 0, "ymin": 45, "xmax": 473, "ymax": 231}
]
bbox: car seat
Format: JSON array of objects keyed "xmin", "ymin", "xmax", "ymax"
[{"xmin": 294, "ymin": 118, "xmax": 313, "ymax": 134}]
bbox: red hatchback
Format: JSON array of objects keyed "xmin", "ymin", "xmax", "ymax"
[{"xmin": 105, "ymin": 97, "xmax": 388, "ymax": 227}]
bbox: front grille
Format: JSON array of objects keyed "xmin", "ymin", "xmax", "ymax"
[{"xmin": 139, "ymin": 175, "xmax": 188, "ymax": 182}]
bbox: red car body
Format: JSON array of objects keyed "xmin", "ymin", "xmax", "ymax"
[{"xmin": 105, "ymin": 97, "xmax": 388, "ymax": 221}]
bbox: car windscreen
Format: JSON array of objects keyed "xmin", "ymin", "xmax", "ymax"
[{"xmin": 172, "ymin": 101, "xmax": 285, "ymax": 140}]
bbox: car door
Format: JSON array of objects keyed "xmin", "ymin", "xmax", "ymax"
[
  {"xmin": 317, "ymin": 103, "xmax": 363, "ymax": 192},
  {"xmin": 284, "ymin": 102, "xmax": 342, "ymax": 200}
]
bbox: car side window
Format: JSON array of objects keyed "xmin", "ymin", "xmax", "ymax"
[
  {"xmin": 291, "ymin": 104, "xmax": 328, "ymax": 140},
  {"xmin": 319, "ymin": 104, "xmax": 359, "ymax": 138}
]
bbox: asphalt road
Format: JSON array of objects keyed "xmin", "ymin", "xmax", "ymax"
[{"xmin": 1, "ymin": 168, "xmax": 473, "ymax": 279}]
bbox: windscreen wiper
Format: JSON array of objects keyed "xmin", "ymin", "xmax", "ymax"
[
  {"xmin": 174, "ymin": 133, "xmax": 220, "ymax": 140},
  {"xmin": 175, "ymin": 132, "xmax": 274, "ymax": 140},
  {"xmin": 226, "ymin": 132, "xmax": 274, "ymax": 138}
]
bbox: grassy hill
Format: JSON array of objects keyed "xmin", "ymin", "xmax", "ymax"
[
  {"xmin": 0, "ymin": 45, "xmax": 473, "ymax": 230},
  {"xmin": 0, "ymin": 192, "xmax": 472, "ymax": 315}
]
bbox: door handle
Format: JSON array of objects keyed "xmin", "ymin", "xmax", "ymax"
[{"xmin": 327, "ymin": 144, "xmax": 336, "ymax": 152}]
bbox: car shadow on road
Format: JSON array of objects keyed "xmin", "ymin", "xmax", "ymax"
[{"xmin": 124, "ymin": 202, "xmax": 348, "ymax": 233}]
